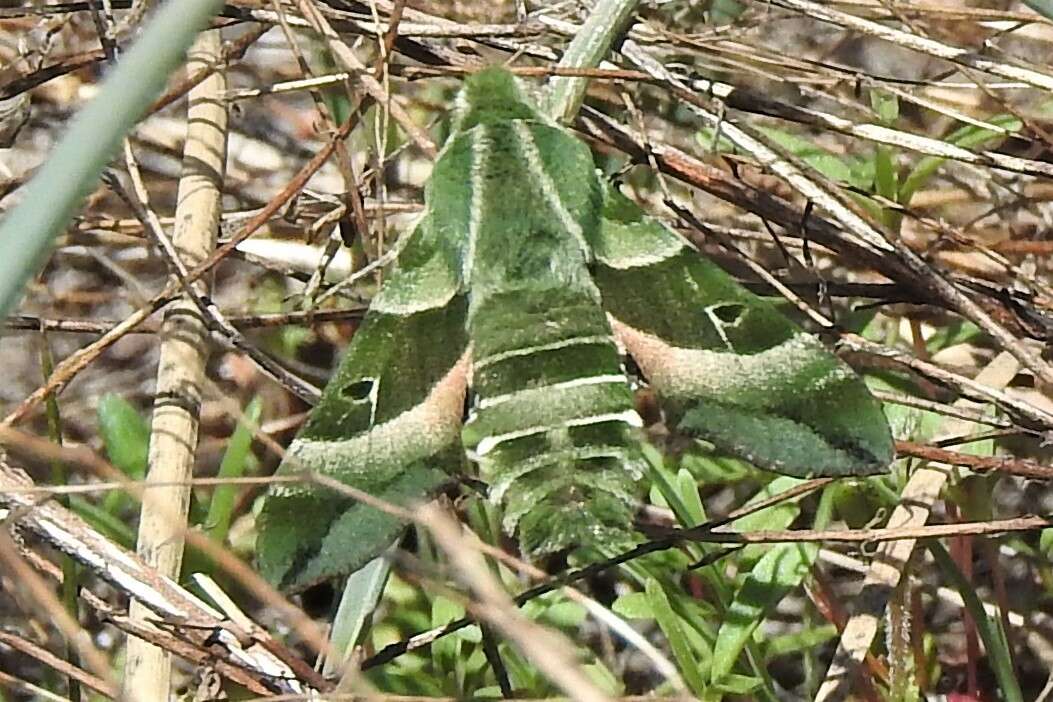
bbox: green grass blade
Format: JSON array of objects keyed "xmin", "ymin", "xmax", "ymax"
[
  {"xmin": 69, "ymin": 496, "xmax": 136, "ymax": 548},
  {"xmin": 322, "ymin": 555, "xmax": 393, "ymax": 679},
  {"xmin": 1022, "ymin": 0, "xmax": 1053, "ymax": 20},
  {"xmin": 898, "ymin": 114, "xmax": 1022, "ymax": 205},
  {"xmin": 97, "ymin": 394, "xmax": 149, "ymax": 514},
  {"xmin": 645, "ymin": 576, "xmax": 709, "ymax": 695},
  {"xmin": 545, "ymin": 0, "xmax": 640, "ymax": 123},
  {"xmin": 0, "ymin": 0, "xmax": 223, "ymax": 321},
  {"xmin": 928, "ymin": 541, "xmax": 1022, "ymax": 702},
  {"xmin": 710, "ymin": 542, "xmax": 818, "ymax": 684},
  {"xmin": 97, "ymin": 394, "xmax": 149, "ymax": 478},
  {"xmin": 204, "ymin": 397, "xmax": 262, "ymax": 544},
  {"xmin": 40, "ymin": 339, "xmax": 81, "ymax": 702}
]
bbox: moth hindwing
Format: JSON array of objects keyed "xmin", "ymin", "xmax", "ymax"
[{"xmin": 257, "ymin": 67, "xmax": 893, "ymax": 589}]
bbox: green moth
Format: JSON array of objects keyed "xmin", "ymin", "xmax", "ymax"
[{"xmin": 257, "ymin": 68, "xmax": 894, "ymax": 592}]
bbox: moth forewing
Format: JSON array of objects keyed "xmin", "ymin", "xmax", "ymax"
[
  {"xmin": 256, "ymin": 216, "xmax": 471, "ymax": 592},
  {"xmin": 592, "ymin": 183, "xmax": 894, "ymax": 478}
]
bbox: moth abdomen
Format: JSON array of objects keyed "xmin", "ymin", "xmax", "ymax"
[{"xmin": 464, "ymin": 287, "xmax": 645, "ymax": 554}]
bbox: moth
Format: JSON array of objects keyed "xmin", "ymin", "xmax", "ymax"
[{"xmin": 257, "ymin": 68, "xmax": 894, "ymax": 592}]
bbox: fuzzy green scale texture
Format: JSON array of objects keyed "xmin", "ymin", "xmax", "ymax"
[
  {"xmin": 256, "ymin": 67, "xmax": 894, "ymax": 591},
  {"xmin": 592, "ymin": 184, "xmax": 893, "ymax": 475}
]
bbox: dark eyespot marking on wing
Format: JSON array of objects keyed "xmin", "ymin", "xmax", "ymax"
[
  {"xmin": 342, "ymin": 379, "xmax": 375, "ymax": 402},
  {"xmin": 710, "ymin": 302, "xmax": 747, "ymax": 325}
]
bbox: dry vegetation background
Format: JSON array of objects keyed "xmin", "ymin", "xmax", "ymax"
[{"xmin": 0, "ymin": 0, "xmax": 1052, "ymax": 700}]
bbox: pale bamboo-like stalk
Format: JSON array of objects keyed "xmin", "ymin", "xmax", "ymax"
[
  {"xmin": 816, "ymin": 351, "xmax": 1022, "ymax": 702},
  {"xmin": 122, "ymin": 29, "xmax": 227, "ymax": 699}
]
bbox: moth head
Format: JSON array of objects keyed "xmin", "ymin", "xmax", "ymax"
[{"xmin": 451, "ymin": 66, "xmax": 544, "ymax": 134}]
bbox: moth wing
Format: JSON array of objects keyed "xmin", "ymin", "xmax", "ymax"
[
  {"xmin": 257, "ymin": 218, "xmax": 469, "ymax": 592},
  {"xmin": 591, "ymin": 183, "xmax": 894, "ymax": 478}
]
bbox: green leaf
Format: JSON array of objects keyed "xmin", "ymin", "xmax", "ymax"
[
  {"xmin": 925, "ymin": 319, "xmax": 982, "ymax": 352},
  {"xmin": 97, "ymin": 394, "xmax": 150, "ymax": 515},
  {"xmin": 69, "ymin": 496, "xmax": 135, "ymax": 548},
  {"xmin": 310, "ymin": 44, "xmax": 355, "ymax": 129},
  {"xmin": 872, "ymin": 144, "xmax": 899, "ymax": 229},
  {"xmin": 757, "ymin": 126, "xmax": 873, "ymax": 189},
  {"xmin": 1041, "ymin": 528, "xmax": 1053, "ymax": 560},
  {"xmin": 583, "ymin": 662, "xmax": 623, "ymax": 695},
  {"xmin": 644, "ymin": 445, "xmax": 705, "ymax": 529},
  {"xmin": 710, "ymin": 542, "xmax": 818, "ymax": 684},
  {"xmin": 709, "ymin": 0, "xmax": 745, "ymax": 24},
  {"xmin": 764, "ymin": 623, "xmax": 838, "ymax": 659},
  {"xmin": 675, "ymin": 467, "xmax": 707, "ymax": 526},
  {"xmin": 681, "ymin": 450, "xmax": 753, "ymax": 484},
  {"xmin": 323, "ymin": 555, "xmax": 393, "ymax": 679},
  {"xmin": 873, "ymin": 145, "xmax": 897, "ymax": 200},
  {"xmin": 698, "ymin": 126, "xmax": 874, "ymax": 190},
  {"xmin": 830, "ymin": 479, "xmax": 884, "ymax": 529},
  {"xmin": 98, "ymin": 394, "xmax": 149, "ymax": 479},
  {"xmin": 870, "ymin": 90, "xmax": 899, "ymax": 125},
  {"xmin": 611, "ymin": 591, "xmax": 652, "ymax": 619},
  {"xmin": 728, "ymin": 476, "xmax": 804, "ymax": 534},
  {"xmin": 711, "ymin": 673, "xmax": 763, "ymax": 695},
  {"xmin": 899, "ymin": 114, "xmax": 1022, "ymax": 205},
  {"xmin": 525, "ymin": 594, "xmax": 588, "ymax": 629},
  {"xmin": 729, "ymin": 476, "xmax": 804, "ymax": 569},
  {"xmin": 430, "ymin": 594, "xmax": 466, "ymax": 686}
]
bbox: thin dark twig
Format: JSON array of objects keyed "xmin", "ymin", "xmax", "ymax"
[
  {"xmin": 480, "ymin": 624, "xmax": 514, "ymax": 698},
  {"xmin": 363, "ymin": 478, "xmax": 833, "ymax": 668},
  {"xmin": 103, "ymin": 169, "xmax": 322, "ymax": 403},
  {"xmin": 4, "ymin": 308, "xmax": 368, "ymax": 334}
]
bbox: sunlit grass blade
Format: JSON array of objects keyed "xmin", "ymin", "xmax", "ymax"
[
  {"xmin": 0, "ymin": 0, "xmax": 223, "ymax": 321},
  {"xmin": 322, "ymin": 555, "xmax": 393, "ymax": 680}
]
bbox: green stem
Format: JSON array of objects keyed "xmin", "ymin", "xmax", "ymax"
[
  {"xmin": 40, "ymin": 336, "xmax": 81, "ymax": 702},
  {"xmin": 544, "ymin": 0, "xmax": 640, "ymax": 123}
]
